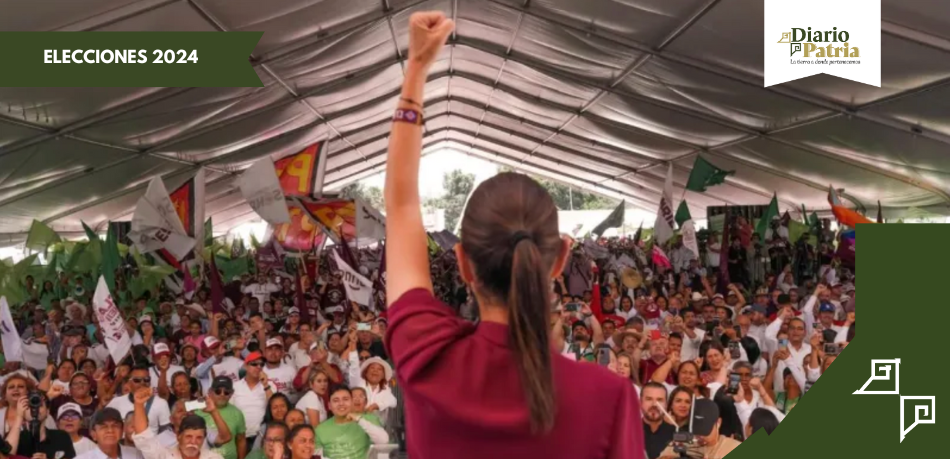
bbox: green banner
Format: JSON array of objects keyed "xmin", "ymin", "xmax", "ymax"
[{"xmin": 0, "ymin": 32, "xmax": 263, "ymax": 87}]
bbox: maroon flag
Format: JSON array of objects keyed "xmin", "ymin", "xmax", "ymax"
[
  {"xmin": 209, "ymin": 256, "xmax": 228, "ymax": 316},
  {"xmin": 337, "ymin": 228, "xmax": 359, "ymax": 268},
  {"xmin": 717, "ymin": 210, "xmax": 731, "ymax": 294},
  {"xmin": 373, "ymin": 242, "xmax": 387, "ymax": 312}
]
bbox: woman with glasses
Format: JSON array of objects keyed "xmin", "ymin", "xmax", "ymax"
[
  {"xmin": 49, "ymin": 372, "xmax": 98, "ymax": 432},
  {"xmin": 314, "ymin": 386, "xmax": 388, "ymax": 459}
]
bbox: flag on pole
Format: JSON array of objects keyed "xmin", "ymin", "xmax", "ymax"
[
  {"xmin": 92, "ymin": 276, "xmax": 132, "ymax": 364},
  {"xmin": 653, "ymin": 164, "xmax": 676, "ymax": 245},
  {"xmin": 208, "ymin": 256, "xmax": 228, "ymax": 316},
  {"xmin": 592, "ymin": 200, "xmax": 625, "ymax": 238},
  {"xmin": 332, "ymin": 250, "xmax": 373, "ymax": 306},
  {"xmin": 876, "ymin": 201, "xmax": 884, "ymax": 224},
  {"xmin": 827, "ymin": 185, "xmax": 874, "ymax": 228},
  {"xmin": 632, "ymin": 222, "xmax": 643, "ymax": 246},
  {"xmin": 275, "ymin": 142, "xmax": 326, "ymax": 197},
  {"xmin": 681, "ymin": 220, "xmax": 699, "ymax": 259},
  {"xmin": 355, "ymin": 198, "xmax": 386, "ymax": 244},
  {"xmin": 295, "ymin": 259, "xmax": 309, "ymax": 324},
  {"xmin": 373, "ymin": 242, "xmax": 387, "ymax": 312},
  {"xmin": 652, "ymin": 246, "xmax": 672, "ymax": 269},
  {"xmin": 755, "ymin": 193, "xmax": 779, "ymax": 240},
  {"xmin": 686, "ymin": 156, "xmax": 735, "ymax": 192},
  {"xmin": 25, "ymin": 220, "xmax": 61, "ymax": 254},
  {"xmin": 675, "ymin": 201, "xmax": 692, "ymax": 228},
  {"xmin": 168, "ymin": 169, "xmax": 206, "ymax": 254},
  {"xmin": 204, "ymin": 218, "xmax": 214, "ymax": 248},
  {"xmin": 240, "ymin": 158, "xmax": 291, "ymax": 226},
  {"xmin": 102, "ymin": 224, "xmax": 122, "ymax": 294},
  {"xmin": 717, "ymin": 209, "xmax": 731, "ymax": 293},
  {"xmin": 0, "ymin": 296, "xmax": 23, "ymax": 362},
  {"xmin": 129, "ymin": 177, "xmax": 196, "ymax": 261}
]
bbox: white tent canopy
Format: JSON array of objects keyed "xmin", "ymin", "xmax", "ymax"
[{"xmin": 2, "ymin": 0, "xmax": 949, "ymax": 247}]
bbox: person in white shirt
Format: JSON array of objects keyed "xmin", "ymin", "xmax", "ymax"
[
  {"xmin": 262, "ymin": 338, "xmax": 299, "ymax": 403},
  {"xmin": 674, "ymin": 310, "xmax": 705, "ymax": 362},
  {"xmin": 57, "ymin": 402, "xmax": 97, "ymax": 456},
  {"xmin": 106, "ymin": 365, "xmax": 171, "ymax": 435},
  {"xmin": 765, "ymin": 311, "xmax": 811, "ymax": 394},
  {"xmin": 151, "ymin": 343, "xmax": 184, "ymax": 398},
  {"xmin": 706, "ymin": 233, "xmax": 721, "ymax": 269},
  {"xmin": 294, "ymin": 369, "xmax": 330, "ymax": 425},
  {"xmin": 130, "ymin": 387, "xmax": 225, "ymax": 459},
  {"xmin": 196, "ymin": 339, "xmax": 245, "ymax": 386},
  {"xmin": 230, "ymin": 352, "xmax": 276, "ymax": 444},
  {"xmin": 75, "ymin": 408, "xmax": 144, "ymax": 459},
  {"xmin": 345, "ymin": 344, "xmax": 397, "ymax": 427},
  {"xmin": 242, "ymin": 274, "xmax": 279, "ymax": 306},
  {"xmin": 287, "ymin": 325, "xmax": 317, "ymax": 369}
]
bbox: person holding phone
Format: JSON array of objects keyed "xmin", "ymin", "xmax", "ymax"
[
  {"xmin": 194, "ymin": 378, "xmax": 245, "ymax": 459},
  {"xmin": 130, "ymin": 388, "xmax": 222, "ymax": 459},
  {"xmin": 383, "ymin": 11, "xmax": 641, "ymax": 459}
]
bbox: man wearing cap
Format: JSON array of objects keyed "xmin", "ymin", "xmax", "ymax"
[
  {"xmin": 106, "ymin": 364, "xmax": 171, "ymax": 435},
  {"xmin": 317, "ymin": 306, "xmax": 348, "ymax": 343},
  {"xmin": 193, "ymin": 336, "xmax": 224, "ymax": 394},
  {"xmin": 151, "ymin": 343, "xmax": 184, "ymax": 397},
  {"xmin": 293, "ymin": 341, "xmax": 343, "ymax": 393},
  {"xmin": 658, "ymin": 399, "xmax": 740, "ymax": 459},
  {"xmin": 196, "ymin": 335, "xmax": 245, "ymax": 389},
  {"xmin": 75, "ymin": 408, "xmax": 144, "ymax": 459},
  {"xmin": 58, "ymin": 402, "xmax": 96, "ymax": 456},
  {"xmin": 355, "ymin": 323, "xmax": 388, "ymax": 361},
  {"xmin": 131, "ymin": 388, "xmax": 225, "ymax": 459},
  {"xmin": 230, "ymin": 352, "xmax": 275, "ymax": 448},
  {"xmin": 803, "ymin": 287, "xmax": 849, "ymax": 343},
  {"xmin": 262, "ymin": 337, "xmax": 298, "ymax": 403},
  {"xmin": 195, "ymin": 378, "xmax": 245, "ymax": 459},
  {"xmin": 278, "ymin": 308, "xmax": 301, "ymax": 336}
]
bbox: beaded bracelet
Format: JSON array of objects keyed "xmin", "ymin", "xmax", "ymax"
[{"xmin": 393, "ymin": 108, "xmax": 424, "ymax": 126}]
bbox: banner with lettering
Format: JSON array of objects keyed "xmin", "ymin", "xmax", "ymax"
[
  {"xmin": 333, "ymin": 250, "xmax": 373, "ymax": 306},
  {"xmin": 297, "ymin": 198, "xmax": 357, "ymax": 244},
  {"xmin": 272, "ymin": 204, "xmax": 324, "ymax": 253},
  {"xmin": 92, "ymin": 276, "xmax": 132, "ymax": 364},
  {"xmin": 275, "ymin": 142, "xmax": 326, "ymax": 197},
  {"xmin": 355, "ymin": 198, "xmax": 386, "ymax": 244}
]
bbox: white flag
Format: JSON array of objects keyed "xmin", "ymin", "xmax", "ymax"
[
  {"xmin": 355, "ymin": 198, "xmax": 386, "ymax": 244},
  {"xmin": 333, "ymin": 250, "xmax": 373, "ymax": 306},
  {"xmin": 681, "ymin": 220, "xmax": 699, "ymax": 259},
  {"xmin": 239, "ymin": 158, "xmax": 291, "ymax": 225},
  {"xmin": 653, "ymin": 163, "xmax": 676, "ymax": 245},
  {"xmin": 0, "ymin": 297, "xmax": 23, "ymax": 362},
  {"xmin": 129, "ymin": 177, "xmax": 196, "ymax": 260},
  {"xmin": 92, "ymin": 276, "xmax": 132, "ymax": 364}
]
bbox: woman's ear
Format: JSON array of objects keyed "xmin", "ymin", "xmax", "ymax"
[{"xmin": 454, "ymin": 244, "xmax": 474, "ymax": 285}]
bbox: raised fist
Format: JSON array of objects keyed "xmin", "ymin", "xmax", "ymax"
[{"xmin": 408, "ymin": 12, "xmax": 455, "ymax": 69}]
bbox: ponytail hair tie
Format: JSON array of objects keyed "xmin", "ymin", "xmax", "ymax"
[{"xmin": 510, "ymin": 231, "xmax": 533, "ymax": 249}]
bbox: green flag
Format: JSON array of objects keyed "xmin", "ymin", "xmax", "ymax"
[
  {"xmin": 592, "ymin": 200, "xmax": 625, "ymax": 237},
  {"xmin": 686, "ymin": 156, "xmax": 735, "ymax": 192},
  {"xmin": 102, "ymin": 224, "xmax": 121, "ymax": 293},
  {"xmin": 79, "ymin": 222, "xmax": 103, "ymax": 277},
  {"xmin": 675, "ymin": 201, "xmax": 692, "ymax": 228},
  {"xmin": 755, "ymin": 194, "xmax": 780, "ymax": 239},
  {"xmin": 25, "ymin": 220, "xmax": 61, "ymax": 254}
]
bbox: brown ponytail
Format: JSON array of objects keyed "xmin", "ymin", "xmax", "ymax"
[
  {"xmin": 509, "ymin": 238, "xmax": 557, "ymax": 433},
  {"xmin": 460, "ymin": 172, "xmax": 563, "ymax": 434}
]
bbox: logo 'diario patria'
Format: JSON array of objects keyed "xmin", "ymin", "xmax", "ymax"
[{"xmin": 777, "ymin": 28, "xmax": 860, "ymax": 58}]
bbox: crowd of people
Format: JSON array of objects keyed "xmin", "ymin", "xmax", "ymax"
[{"xmin": 0, "ymin": 12, "xmax": 857, "ymax": 459}]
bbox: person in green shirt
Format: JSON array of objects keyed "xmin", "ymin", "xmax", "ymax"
[
  {"xmin": 198, "ymin": 377, "xmax": 247, "ymax": 459},
  {"xmin": 315, "ymin": 386, "xmax": 389, "ymax": 459}
]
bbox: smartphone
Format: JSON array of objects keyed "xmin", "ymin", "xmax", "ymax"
[
  {"xmin": 778, "ymin": 338, "xmax": 789, "ymax": 351},
  {"xmin": 823, "ymin": 343, "xmax": 840, "ymax": 356},
  {"xmin": 712, "ymin": 328, "xmax": 723, "ymax": 341},
  {"xmin": 357, "ymin": 323, "xmax": 371, "ymax": 332},
  {"xmin": 565, "ymin": 302, "xmax": 581, "ymax": 313},
  {"xmin": 733, "ymin": 325, "xmax": 742, "ymax": 338},
  {"xmin": 649, "ymin": 330, "xmax": 662, "ymax": 341},
  {"xmin": 185, "ymin": 400, "xmax": 206, "ymax": 412},
  {"xmin": 727, "ymin": 372, "xmax": 741, "ymax": 395},
  {"xmin": 597, "ymin": 347, "xmax": 611, "ymax": 366},
  {"xmin": 728, "ymin": 341, "xmax": 741, "ymax": 359}
]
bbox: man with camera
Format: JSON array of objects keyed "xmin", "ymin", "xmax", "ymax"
[
  {"xmin": 130, "ymin": 388, "xmax": 223, "ymax": 459},
  {"xmin": 657, "ymin": 399, "xmax": 740, "ymax": 459},
  {"xmin": 12, "ymin": 391, "xmax": 75, "ymax": 459}
]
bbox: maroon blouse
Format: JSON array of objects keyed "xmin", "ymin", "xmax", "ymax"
[{"xmin": 385, "ymin": 288, "xmax": 644, "ymax": 459}]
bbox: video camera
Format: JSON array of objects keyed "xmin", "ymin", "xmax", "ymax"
[{"xmin": 671, "ymin": 431, "xmax": 694, "ymax": 457}]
